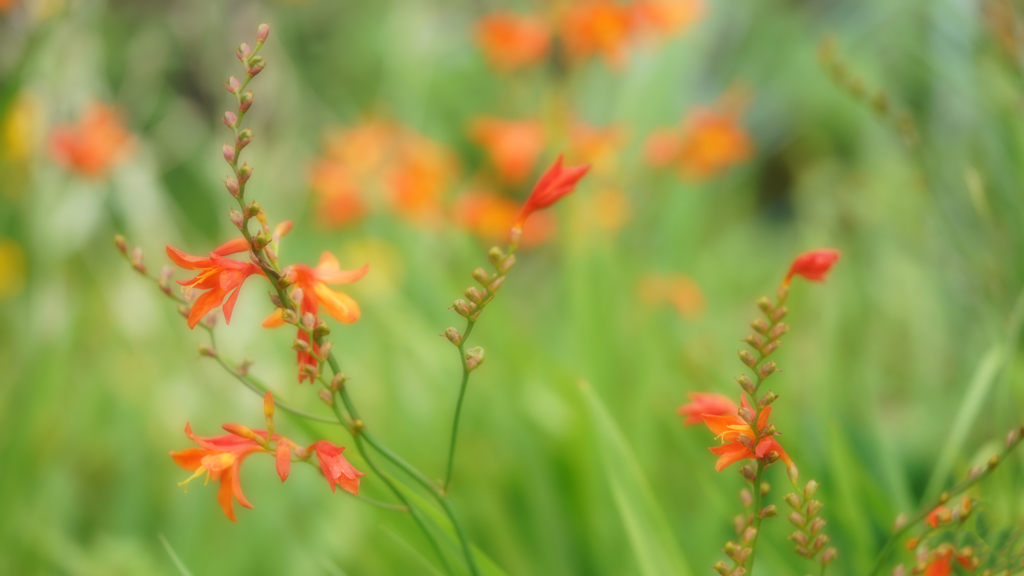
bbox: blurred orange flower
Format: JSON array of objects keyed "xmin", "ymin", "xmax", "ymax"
[
  {"xmin": 559, "ymin": 1, "xmax": 634, "ymax": 67},
  {"xmin": 453, "ymin": 191, "xmax": 554, "ymax": 248},
  {"xmin": 645, "ymin": 106, "xmax": 753, "ymax": 181},
  {"xmin": 638, "ymin": 272, "xmax": 705, "ymax": 319},
  {"xmin": 50, "ymin": 103, "xmax": 133, "ymax": 178},
  {"xmin": 568, "ymin": 121, "xmax": 624, "ymax": 175},
  {"xmin": 476, "ymin": 13, "xmax": 552, "ymax": 71},
  {"xmin": 631, "ymin": 0, "xmax": 703, "ymax": 38},
  {"xmin": 677, "ymin": 392, "xmax": 737, "ymax": 426},
  {"xmin": 310, "ymin": 121, "xmax": 457, "ymax": 227},
  {"xmin": 469, "ymin": 118, "xmax": 545, "ymax": 186}
]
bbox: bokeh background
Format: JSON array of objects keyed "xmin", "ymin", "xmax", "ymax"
[{"xmin": 2, "ymin": 0, "xmax": 1024, "ymax": 574}]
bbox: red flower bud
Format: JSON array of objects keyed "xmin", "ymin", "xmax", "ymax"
[
  {"xmin": 223, "ymin": 144, "xmax": 236, "ymax": 164},
  {"xmin": 222, "ymin": 111, "xmax": 238, "ymax": 128},
  {"xmin": 784, "ymin": 249, "xmax": 841, "ymax": 284},
  {"xmin": 224, "ymin": 76, "xmax": 242, "ymax": 94},
  {"xmin": 257, "ymin": 23, "xmax": 270, "ymax": 43},
  {"xmin": 512, "ymin": 154, "xmax": 590, "ymax": 240}
]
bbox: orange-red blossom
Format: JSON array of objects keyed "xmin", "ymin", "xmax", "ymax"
[
  {"xmin": 677, "ymin": 392, "xmax": 737, "ymax": 426},
  {"xmin": 702, "ymin": 396, "xmax": 791, "ymax": 472},
  {"xmin": 263, "ymin": 251, "xmax": 368, "ymax": 381},
  {"xmin": 785, "ymin": 249, "xmax": 841, "ymax": 285},
  {"xmin": 512, "ymin": 155, "xmax": 590, "ymax": 239},
  {"xmin": 166, "ymin": 238, "xmax": 264, "ymax": 329}
]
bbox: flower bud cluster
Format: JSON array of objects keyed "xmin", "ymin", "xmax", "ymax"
[
  {"xmin": 451, "ymin": 246, "xmax": 516, "ymax": 323},
  {"xmin": 784, "ymin": 479, "xmax": 836, "ymax": 567}
]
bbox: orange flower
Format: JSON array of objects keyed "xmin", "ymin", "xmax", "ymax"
[
  {"xmin": 166, "ymin": 238, "xmax": 263, "ymax": 329},
  {"xmin": 677, "ymin": 392, "xmax": 737, "ymax": 426},
  {"xmin": 631, "ymin": 0, "xmax": 703, "ymax": 38},
  {"xmin": 309, "ymin": 161, "xmax": 368, "ymax": 227},
  {"xmin": 784, "ymin": 249, "xmax": 841, "ymax": 285},
  {"xmin": 170, "ymin": 423, "xmax": 276, "ymax": 522},
  {"xmin": 923, "ymin": 550, "xmax": 973, "ymax": 576},
  {"xmin": 386, "ymin": 136, "xmax": 458, "ymax": 222},
  {"xmin": 263, "ymin": 252, "xmax": 368, "ymax": 381},
  {"xmin": 453, "ymin": 191, "xmax": 555, "ymax": 248},
  {"xmin": 310, "ymin": 441, "xmax": 364, "ymax": 495},
  {"xmin": 476, "ymin": 13, "xmax": 552, "ymax": 71},
  {"xmin": 560, "ymin": 1, "xmax": 634, "ymax": 67},
  {"xmin": 50, "ymin": 103, "xmax": 133, "ymax": 178},
  {"xmin": 637, "ymin": 272, "xmax": 705, "ymax": 319},
  {"xmin": 513, "ymin": 155, "xmax": 591, "ymax": 234},
  {"xmin": 926, "ymin": 505, "xmax": 952, "ymax": 529},
  {"xmin": 469, "ymin": 118, "xmax": 545, "ymax": 185},
  {"xmin": 677, "ymin": 107, "xmax": 752, "ymax": 180},
  {"xmin": 568, "ymin": 121, "xmax": 624, "ymax": 175},
  {"xmin": 702, "ymin": 396, "xmax": 791, "ymax": 471}
]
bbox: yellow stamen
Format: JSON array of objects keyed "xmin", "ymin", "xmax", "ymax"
[{"xmin": 177, "ymin": 466, "xmax": 208, "ymax": 493}]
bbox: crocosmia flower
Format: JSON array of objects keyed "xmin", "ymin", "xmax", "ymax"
[
  {"xmin": 170, "ymin": 423, "xmax": 273, "ymax": 522},
  {"xmin": 166, "ymin": 238, "xmax": 263, "ymax": 329},
  {"xmin": 469, "ymin": 118, "xmax": 546, "ymax": 186},
  {"xmin": 559, "ymin": 0, "xmax": 633, "ymax": 67},
  {"xmin": 631, "ymin": 0, "xmax": 703, "ymax": 38},
  {"xmin": 513, "ymin": 155, "xmax": 591, "ymax": 232},
  {"xmin": 311, "ymin": 440, "xmax": 364, "ymax": 495},
  {"xmin": 784, "ymin": 249, "xmax": 841, "ymax": 284},
  {"xmin": 677, "ymin": 107, "xmax": 752, "ymax": 180},
  {"xmin": 476, "ymin": 13, "xmax": 552, "ymax": 71},
  {"xmin": 50, "ymin": 103, "xmax": 133, "ymax": 178},
  {"xmin": 263, "ymin": 251, "xmax": 368, "ymax": 381},
  {"xmin": 677, "ymin": 392, "xmax": 737, "ymax": 426},
  {"xmin": 702, "ymin": 396, "xmax": 791, "ymax": 471}
]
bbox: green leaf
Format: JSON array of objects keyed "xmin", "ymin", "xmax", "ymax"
[{"xmin": 579, "ymin": 380, "xmax": 692, "ymax": 576}]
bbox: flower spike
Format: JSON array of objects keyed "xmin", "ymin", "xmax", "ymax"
[{"xmin": 784, "ymin": 249, "xmax": 841, "ymax": 285}]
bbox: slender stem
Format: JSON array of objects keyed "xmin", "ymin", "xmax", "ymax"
[
  {"xmin": 443, "ymin": 319, "xmax": 476, "ymax": 492},
  {"xmin": 207, "ymin": 351, "xmax": 337, "ymax": 424},
  {"xmin": 746, "ymin": 461, "xmax": 766, "ymax": 574},
  {"xmin": 867, "ymin": 431, "xmax": 1024, "ymax": 576}
]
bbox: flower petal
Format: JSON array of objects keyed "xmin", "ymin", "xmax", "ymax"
[
  {"xmin": 312, "ymin": 282, "xmax": 361, "ymax": 323},
  {"xmin": 262, "ymin": 308, "xmax": 286, "ymax": 328}
]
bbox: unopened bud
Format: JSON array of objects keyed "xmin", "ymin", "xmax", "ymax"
[
  {"xmin": 281, "ymin": 309, "xmax": 298, "ymax": 324},
  {"xmin": 246, "ymin": 200, "xmax": 261, "ymax": 217},
  {"xmin": 471, "ymin": 268, "xmax": 490, "ymax": 285},
  {"xmin": 453, "ymin": 299, "xmax": 472, "ymax": 317},
  {"xmin": 760, "ymin": 423, "xmax": 777, "ymax": 437},
  {"xmin": 938, "ymin": 491, "xmax": 950, "ymax": 504},
  {"xmin": 758, "ymin": 361, "xmax": 778, "ymax": 379},
  {"xmin": 733, "ymin": 514, "xmax": 748, "ymax": 534},
  {"xmin": 224, "ymin": 177, "xmax": 240, "ymax": 197},
  {"xmin": 739, "ymin": 488, "xmax": 753, "ymax": 507},
  {"xmin": 771, "ymin": 306, "xmax": 789, "ymax": 322},
  {"xmin": 760, "ymin": 340, "xmax": 780, "ymax": 356},
  {"xmin": 223, "ymin": 423, "xmax": 256, "ymax": 440},
  {"xmin": 757, "ymin": 296, "xmax": 773, "ymax": 315},
  {"xmin": 742, "ymin": 527, "xmax": 757, "ymax": 545},
  {"xmin": 318, "ymin": 389, "xmax": 333, "ymax": 406},
  {"xmin": 785, "ymin": 493, "xmax": 801, "ymax": 509},
  {"xmin": 988, "ymin": 455, "xmax": 1000, "ymax": 469},
  {"xmin": 763, "ymin": 451, "xmax": 781, "ymax": 464},
  {"xmin": 291, "ymin": 288, "xmax": 304, "ymax": 306},
  {"xmin": 262, "ymin": 389, "xmax": 274, "ymax": 416},
  {"xmin": 812, "ymin": 534, "xmax": 830, "ymax": 551},
  {"xmin": 487, "ymin": 246, "xmax": 505, "ymax": 268},
  {"xmin": 253, "ymin": 231, "xmax": 269, "ymax": 250},
  {"xmin": 738, "ymin": 349, "xmax": 757, "ymax": 367},
  {"xmin": 790, "ymin": 531, "xmax": 808, "ymax": 546},
  {"xmin": 301, "ymin": 312, "xmax": 316, "ymax": 331},
  {"xmin": 736, "ymin": 374, "xmax": 754, "ymax": 394},
  {"xmin": 236, "ymin": 42, "xmax": 251, "ymax": 61},
  {"xmin": 130, "ymin": 246, "xmax": 146, "ymax": 273},
  {"xmin": 892, "ymin": 513, "xmax": 906, "ymax": 531},
  {"xmin": 808, "ymin": 517, "xmax": 826, "ymax": 535},
  {"xmin": 488, "ymin": 276, "xmax": 505, "ymax": 292},
  {"xmin": 229, "ymin": 209, "xmax": 244, "ymax": 229},
  {"xmin": 759, "ymin": 391, "xmax": 778, "ymax": 407},
  {"xmin": 198, "ymin": 344, "xmax": 216, "ymax": 357},
  {"xmin": 238, "ymin": 162, "xmax": 253, "ymax": 183},
  {"xmin": 806, "ymin": 499, "xmax": 822, "ymax": 518},
  {"xmin": 760, "ymin": 482, "xmax": 770, "ymax": 496},
  {"xmin": 821, "ymin": 547, "xmax": 838, "ymax": 564},
  {"xmin": 223, "ymin": 144, "xmax": 236, "ymax": 164},
  {"xmin": 787, "ymin": 463, "xmax": 800, "ymax": 484},
  {"xmin": 751, "ymin": 318, "xmax": 769, "ymax": 334},
  {"xmin": 804, "ymin": 480, "xmax": 819, "ymax": 500},
  {"xmin": 318, "ymin": 340, "xmax": 333, "ymax": 359},
  {"xmin": 224, "ymin": 76, "xmax": 242, "ymax": 94},
  {"xmin": 465, "ymin": 346, "xmax": 485, "ymax": 371},
  {"xmin": 236, "ymin": 128, "xmax": 253, "ymax": 149},
  {"xmin": 223, "ymin": 111, "xmax": 238, "ymax": 128},
  {"xmin": 713, "ymin": 561, "xmax": 730, "ymax": 576},
  {"xmin": 737, "ymin": 434, "xmax": 754, "ymax": 449},
  {"xmin": 769, "ymin": 323, "xmax": 789, "ymax": 340},
  {"xmin": 743, "ymin": 334, "xmax": 764, "ymax": 350},
  {"xmin": 330, "ymin": 373, "xmax": 347, "ymax": 391},
  {"xmin": 114, "ymin": 234, "xmax": 128, "ymax": 255},
  {"xmin": 293, "ymin": 338, "xmax": 311, "ymax": 353},
  {"xmin": 788, "ymin": 512, "xmax": 805, "ymax": 528},
  {"xmin": 740, "ymin": 465, "xmax": 757, "ymax": 483},
  {"xmin": 777, "ymin": 283, "xmax": 790, "ymax": 303},
  {"xmin": 731, "ymin": 568, "xmax": 747, "ymax": 576},
  {"xmin": 237, "ymin": 358, "xmax": 254, "ymax": 377},
  {"xmin": 738, "ymin": 407, "xmax": 755, "ymax": 425},
  {"xmin": 760, "ymin": 505, "xmax": 777, "ymax": 518},
  {"xmin": 313, "ymin": 320, "xmax": 330, "ymax": 340},
  {"xmin": 723, "ymin": 541, "xmax": 740, "ymax": 557},
  {"xmin": 464, "ymin": 286, "xmax": 483, "ymax": 304},
  {"xmin": 239, "ymin": 91, "xmax": 253, "ymax": 112},
  {"xmin": 499, "ymin": 254, "xmax": 516, "ymax": 274},
  {"xmin": 257, "ymin": 23, "xmax": 270, "ymax": 43},
  {"xmin": 443, "ymin": 327, "xmax": 462, "ymax": 346},
  {"xmin": 960, "ymin": 496, "xmax": 972, "ymax": 516},
  {"xmin": 300, "ymin": 364, "xmax": 319, "ymax": 380},
  {"xmin": 247, "ymin": 56, "xmax": 265, "ymax": 76}
]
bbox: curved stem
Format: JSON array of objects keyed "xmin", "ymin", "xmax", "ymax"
[
  {"xmin": 746, "ymin": 461, "xmax": 766, "ymax": 574},
  {"xmin": 866, "ymin": 430, "xmax": 1024, "ymax": 576},
  {"xmin": 443, "ymin": 320, "xmax": 476, "ymax": 492}
]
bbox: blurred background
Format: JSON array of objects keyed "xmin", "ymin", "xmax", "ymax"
[{"xmin": 2, "ymin": 0, "xmax": 1024, "ymax": 574}]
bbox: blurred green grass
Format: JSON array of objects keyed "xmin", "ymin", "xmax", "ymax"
[{"xmin": 2, "ymin": 0, "xmax": 1024, "ymax": 574}]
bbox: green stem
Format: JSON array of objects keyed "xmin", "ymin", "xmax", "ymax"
[
  {"xmin": 866, "ymin": 432, "xmax": 1024, "ymax": 576},
  {"xmin": 443, "ymin": 320, "xmax": 476, "ymax": 492},
  {"xmin": 746, "ymin": 461, "xmax": 766, "ymax": 574},
  {"xmin": 208, "ymin": 351, "xmax": 337, "ymax": 424}
]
